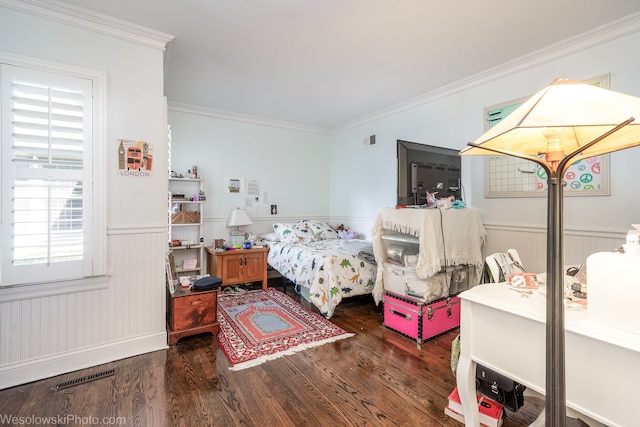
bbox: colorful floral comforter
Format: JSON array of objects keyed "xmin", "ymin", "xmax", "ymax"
[{"xmin": 267, "ymin": 239, "xmax": 377, "ymax": 318}]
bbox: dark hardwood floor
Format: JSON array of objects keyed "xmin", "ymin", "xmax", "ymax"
[{"xmin": 0, "ymin": 284, "xmax": 586, "ymax": 426}]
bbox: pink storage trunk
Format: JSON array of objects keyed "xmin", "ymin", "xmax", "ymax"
[{"xmin": 383, "ymin": 291, "xmax": 460, "ymax": 349}]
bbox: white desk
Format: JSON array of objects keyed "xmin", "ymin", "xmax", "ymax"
[{"xmin": 456, "ymin": 283, "xmax": 640, "ymax": 427}]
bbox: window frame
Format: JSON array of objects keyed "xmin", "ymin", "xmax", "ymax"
[{"xmin": 0, "ymin": 51, "xmax": 107, "ymax": 293}]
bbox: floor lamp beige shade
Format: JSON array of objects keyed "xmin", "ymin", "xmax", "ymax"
[{"xmin": 460, "ymin": 78, "xmax": 640, "ymax": 426}]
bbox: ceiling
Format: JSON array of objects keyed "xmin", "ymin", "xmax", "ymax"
[{"xmin": 55, "ymin": 0, "xmax": 640, "ymax": 132}]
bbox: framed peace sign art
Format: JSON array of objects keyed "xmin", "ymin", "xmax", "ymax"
[{"xmin": 533, "ymin": 154, "xmax": 608, "ymax": 193}]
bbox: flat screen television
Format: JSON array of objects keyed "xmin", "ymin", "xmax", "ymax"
[{"xmin": 397, "ymin": 140, "xmax": 461, "ymax": 206}]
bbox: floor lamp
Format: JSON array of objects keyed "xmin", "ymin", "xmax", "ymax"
[{"xmin": 460, "ymin": 78, "xmax": 640, "ymax": 426}]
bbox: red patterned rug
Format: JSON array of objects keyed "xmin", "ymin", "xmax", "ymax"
[{"xmin": 217, "ymin": 288, "xmax": 354, "ymax": 371}]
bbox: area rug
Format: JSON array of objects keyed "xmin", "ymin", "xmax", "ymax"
[{"xmin": 217, "ymin": 287, "xmax": 354, "ymax": 371}]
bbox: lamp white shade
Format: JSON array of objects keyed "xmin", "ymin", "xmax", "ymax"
[
  {"xmin": 460, "ymin": 78, "xmax": 640, "ymax": 161},
  {"xmin": 226, "ymin": 208, "xmax": 252, "ymax": 228}
]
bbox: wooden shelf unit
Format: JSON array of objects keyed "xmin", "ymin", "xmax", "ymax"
[{"xmin": 168, "ymin": 177, "xmax": 204, "ymax": 275}]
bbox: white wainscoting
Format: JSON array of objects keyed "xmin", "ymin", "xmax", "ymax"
[
  {"xmin": 331, "ymin": 218, "xmax": 625, "ymax": 272},
  {"xmin": 202, "ymin": 216, "xmax": 335, "ymax": 247},
  {"xmin": 204, "ymin": 216, "xmax": 625, "ymax": 277},
  {"xmin": 483, "ymin": 224, "xmax": 625, "ymax": 273},
  {"xmin": 0, "ymin": 227, "xmax": 168, "ymax": 389}
]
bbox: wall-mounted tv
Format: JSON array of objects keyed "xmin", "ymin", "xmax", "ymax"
[{"xmin": 397, "ymin": 140, "xmax": 461, "ymax": 206}]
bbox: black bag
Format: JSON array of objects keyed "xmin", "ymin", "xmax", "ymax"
[
  {"xmin": 475, "ymin": 364, "xmax": 525, "ymax": 412},
  {"xmin": 193, "ymin": 276, "xmax": 222, "ymax": 291}
]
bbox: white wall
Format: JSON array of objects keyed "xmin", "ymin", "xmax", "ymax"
[
  {"xmin": 328, "ymin": 20, "xmax": 640, "ymax": 270},
  {"xmin": 168, "ymin": 108, "xmax": 331, "ymax": 242},
  {"xmin": 330, "ymin": 30, "xmax": 640, "ymax": 228},
  {"xmin": 0, "ymin": 2, "xmax": 171, "ymax": 388},
  {"xmin": 168, "ymin": 19, "xmax": 640, "ymax": 271}
]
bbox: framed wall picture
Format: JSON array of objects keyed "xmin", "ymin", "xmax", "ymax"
[
  {"xmin": 224, "ymin": 177, "xmax": 245, "ymax": 193},
  {"xmin": 483, "ymin": 74, "xmax": 611, "ymax": 198}
]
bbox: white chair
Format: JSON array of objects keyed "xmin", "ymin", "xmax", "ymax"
[
  {"xmin": 452, "ymin": 250, "xmax": 526, "ymax": 376},
  {"xmin": 483, "ymin": 249, "xmax": 525, "ymax": 283}
]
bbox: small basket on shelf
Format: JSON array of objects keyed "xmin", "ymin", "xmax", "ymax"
[{"xmin": 171, "ymin": 204, "xmax": 200, "ymax": 224}]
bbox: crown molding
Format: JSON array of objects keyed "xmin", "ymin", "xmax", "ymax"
[
  {"xmin": 42, "ymin": 1, "xmax": 635, "ymax": 135},
  {"xmin": 170, "ymin": 9, "xmax": 640, "ymax": 136},
  {"xmin": 330, "ymin": 11, "xmax": 640, "ymax": 134},
  {"xmin": 0, "ymin": 0, "xmax": 174, "ymax": 50},
  {"xmin": 168, "ymin": 102, "xmax": 330, "ymax": 136}
]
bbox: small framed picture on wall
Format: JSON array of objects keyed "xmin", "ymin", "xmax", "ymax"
[{"xmin": 224, "ymin": 177, "xmax": 245, "ymax": 193}]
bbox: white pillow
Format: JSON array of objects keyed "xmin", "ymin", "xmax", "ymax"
[
  {"xmin": 259, "ymin": 232, "xmax": 279, "ymax": 242},
  {"xmin": 305, "ymin": 220, "xmax": 340, "ymax": 240}
]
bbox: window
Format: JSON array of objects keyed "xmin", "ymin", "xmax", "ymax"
[{"xmin": 1, "ymin": 59, "xmax": 105, "ymax": 286}]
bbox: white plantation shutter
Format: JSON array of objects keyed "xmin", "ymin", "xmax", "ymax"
[{"xmin": 1, "ymin": 64, "xmax": 94, "ymax": 285}]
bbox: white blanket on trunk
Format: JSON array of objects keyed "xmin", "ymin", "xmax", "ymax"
[{"xmin": 371, "ymin": 207, "xmax": 486, "ymax": 303}]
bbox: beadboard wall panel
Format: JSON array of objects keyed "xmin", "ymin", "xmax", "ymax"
[
  {"xmin": 107, "ymin": 229, "xmax": 167, "ymax": 339},
  {"xmin": 330, "ymin": 217, "xmax": 625, "ymax": 268},
  {"xmin": 212, "ymin": 215, "xmax": 625, "ymax": 274},
  {"xmin": 483, "ymin": 224, "xmax": 625, "ymax": 273},
  {"xmin": 0, "ymin": 0, "xmax": 171, "ymax": 390},
  {"xmin": 202, "ymin": 216, "xmax": 335, "ymax": 248},
  {"xmin": 0, "ymin": 229, "xmax": 167, "ymax": 389}
]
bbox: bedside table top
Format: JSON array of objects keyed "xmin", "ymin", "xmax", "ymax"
[
  {"xmin": 168, "ymin": 285, "xmax": 219, "ymax": 299},
  {"xmin": 207, "ymin": 246, "xmax": 269, "ymax": 256}
]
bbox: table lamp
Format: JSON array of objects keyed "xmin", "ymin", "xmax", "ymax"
[
  {"xmin": 460, "ymin": 78, "xmax": 640, "ymax": 426},
  {"xmin": 226, "ymin": 208, "xmax": 252, "ymax": 248}
]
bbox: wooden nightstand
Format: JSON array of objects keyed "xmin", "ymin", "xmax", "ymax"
[
  {"xmin": 166, "ymin": 285, "xmax": 219, "ymax": 345},
  {"xmin": 208, "ymin": 247, "xmax": 269, "ymax": 289}
]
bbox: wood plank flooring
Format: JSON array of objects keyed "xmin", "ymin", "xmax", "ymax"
[{"xmin": 0, "ymin": 285, "xmax": 587, "ymax": 426}]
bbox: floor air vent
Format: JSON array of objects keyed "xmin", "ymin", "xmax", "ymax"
[{"xmin": 50, "ymin": 368, "xmax": 115, "ymax": 392}]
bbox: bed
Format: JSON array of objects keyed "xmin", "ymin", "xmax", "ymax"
[{"xmin": 265, "ymin": 220, "xmax": 377, "ymax": 318}]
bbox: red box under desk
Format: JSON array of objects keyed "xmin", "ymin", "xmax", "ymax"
[{"xmin": 383, "ymin": 291, "xmax": 460, "ymax": 348}]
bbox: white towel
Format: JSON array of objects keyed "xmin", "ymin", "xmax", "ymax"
[{"xmin": 404, "ymin": 255, "xmax": 418, "ymax": 267}]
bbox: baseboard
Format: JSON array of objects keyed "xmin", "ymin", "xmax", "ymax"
[{"xmin": 0, "ymin": 332, "xmax": 168, "ymax": 390}]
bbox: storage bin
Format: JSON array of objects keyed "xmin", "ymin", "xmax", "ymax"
[
  {"xmin": 171, "ymin": 207, "xmax": 200, "ymax": 224},
  {"xmin": 383, "ymin": 291, "xmax": 460, "ymax": 348}
]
